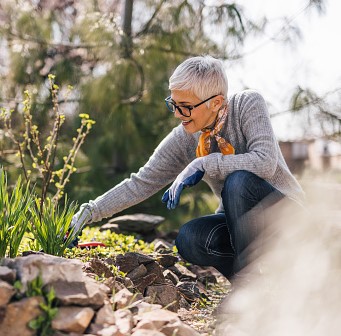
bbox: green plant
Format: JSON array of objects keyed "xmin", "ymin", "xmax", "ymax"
[
  {"xmin": 0, "ymin": 167, "xmax": 35, "ymax": 258},
  {"xmin": 27, "ymin": 275, "xmax": 58, "ymax": 336},
  {"xmin": 0, "ymin": 75, "xmax": 95, "ymax": 214},
  {"xmin": 30, "ymin": 197, "xmax": 80, "ymax": 256}
]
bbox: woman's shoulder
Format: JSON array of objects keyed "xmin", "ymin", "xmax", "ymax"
[{"xmin": 228, "ymin": 89, "xmax": 265, "ymax": 104}]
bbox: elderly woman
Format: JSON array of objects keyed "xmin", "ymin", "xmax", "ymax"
[{"xmin": 70, "ymin": 55, "xmax": 304, "ymax": 278}]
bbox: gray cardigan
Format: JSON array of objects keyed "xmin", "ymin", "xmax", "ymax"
[{"xmin": 88, "ymin": 90, "xmax": 304, "ymax": 223}]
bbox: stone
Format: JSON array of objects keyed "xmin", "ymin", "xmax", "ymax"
[
  {"xmin": 52, "ymin": 306, "xmax": 95, "ymax": 333},
  {"xmin": 163, "ymin": 270, "xmax": 179, "ymax": 285},
  {"xmin": 131, "ymin": 330, "xmax": 165, "ymax": 336},
  {"xmin": 108, "ymin": 213, "xmax": 165, "ymax": 233},
  {"xmin": 0, "ymin": 280, "xmax": 15, "ymax": 306},
  {"xmin": 112, "ymin": 288, "xmax": 136, "ymax": 310},
  {"xmin": 115, "ymin": 253, "xmax": 140, "ymax": 273},
  {"xmin": 103, "ymin": 277, "xmax": 126, "ymax": 294},
  {"xmin": 115, "ymin": 275, "xmax": 136, "ymax": 291},
  {"xmin": 0, "ymin": 266, "xmax": 16, "ymax": 284},
  {"xmin": 127, "ymin": 264, "xmax": 148, "ymax": 280},
  {"xmin": 128, "ymin": 301, "xmax": 162, "ymax": 315},
  {"xmin": 176, "ymin": 282, "xmax": 201, "ymax": 303},
  {"xmin": 160, "ymin": 319, "xmax": 201, "ymax": 336},
  {"xmin": 134, "ymin": 309, "xmax": 179, "ymax": 330},
  {"xmin": 114, "ymin": 308, "xmax": 134, "ymax": 335},
  {"xmin": 156, "ymin": 254, "xmax": 178, "ymax": 268},
  {"xmin": 46, "ymin": 277, "xmax": 106, "ymax": 309},
  {"xmin": 153, "ymin": 239, "xmax": 174, "ymax": 252},
  {"xmin": 145, "ymin": 284, "xmax": 180, "ymax": 312},
  {"xmin": 187, "ymin": 265, "xmax": 218, "ymax": 284},
  {"xmin": 0, "ymin": 296, "xmax": 44, "ymax": 336},
  {"xmin": 96, "ymin": 325, "xmax": 120, "ymax": 336},
  {"xmin": 95, "ymin": 302, "xmax": 116, "ymax": 325},
  {"xmin": 168, "ymin": 264, "xmax": 197, "ymax": 281},
  {"xmin": 89, "ymin": 258, "xmax": 114, "ymax": 278},
  {"xmin": 132, "ymin": 273, "xmax": 158, "ymax": 294},
  {"xmin": 1, "ymin": 254, "xmax": 84, "ymax": 291},
  {"xmin": 144, "ymin": 261, "xmax": 165, "ymax": 283},
  {"xmin": 99, "ymin": 223, "xmax": 120, "ymax": 233}
]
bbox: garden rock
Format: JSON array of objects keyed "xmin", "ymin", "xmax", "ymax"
[
  {"xmin": 0, "ymin": 266, "xmax": 16, "ymax": 284},
  {"xmin": 145, "ymin": 284, "xmax": 180, "ymax": 312},
  {"xmin": 114, "ymin": 308, "xmax": 134, "ymax": 334},
  {"xmin": 131, "ymin": 329, "xmax": 166, "ymax": 336},
  {"xmin": 168, "ymin": 264, "xmax": 197, "ymax": 281},
  {"xmin": 1, "ymin": 254, "xmax": 84, "ymax": 291},
  {"xmin": 94, "ymin": 302, "xmax": 116, "ymax": 325},
  {"xmin": 88, "ymin": 258, "xmax": 115, "ymax": 278},
  {"xmin": 0, "ymin": 280, "xmax": 15, "ymax": 306},
  {"xmin": 106, "ymin": 213, "xmax": 165, "ymax": 234},
  {"xmin": 0, "ymin": 296, "xmax": 44, "ymax": 336},
  {"xmin": 176, "ymin": 282, "xmax": 201, "ymax": 303},
  {"xmin": 112, "ymin": 287, "xmax": 137, "ymax": 310},
  {"xmin": 133, "ymin": 273, "xmax": 158, "ymax": 293},
  {"xmin": 163, "ymin": 270, "xmax": 179, "ymax": 285},
  {"xmin": 127, "ymin": 264, "xmax": 148, "ymax": 280},
  {"xmin": 156, "ymin": 254, "xmax": 178, "ymax": 268},
  {"xmin": 46, "ymin": 277, "xmax": 107, "ymax": 309},
  {"xmin": 52, "ymin": 306, "xmax": 95, "ymax": 333}
]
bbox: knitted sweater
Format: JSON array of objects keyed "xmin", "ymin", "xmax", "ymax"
[{"xmin": 88, "ymin": 90, "xmax": 304, "ymax": 223}]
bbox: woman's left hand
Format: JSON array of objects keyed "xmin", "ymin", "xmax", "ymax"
[{"xmin": 161, "ymin": 158, "xmax": 205, "ymax": 209}]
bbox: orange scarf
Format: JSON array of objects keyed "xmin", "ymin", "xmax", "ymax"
[{"xmin": 196, "ymin": 105, "xmax": 235, "ymax": 157}]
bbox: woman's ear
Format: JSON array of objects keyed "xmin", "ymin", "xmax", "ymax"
[{"xmin": 212, "ymin": 95, "xmax": 225, "ymax": 112}]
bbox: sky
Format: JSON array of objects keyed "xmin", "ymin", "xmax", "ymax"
[{"xmin": 223, "ymin": 0, "xmax": 341, "ymax": 140}]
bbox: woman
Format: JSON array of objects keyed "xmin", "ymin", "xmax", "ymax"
[{"xmin": 70, "ymin": 55, "xmax": 304, "ymax": 277}]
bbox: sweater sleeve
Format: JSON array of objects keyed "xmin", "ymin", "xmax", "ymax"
[
  {"xmin": 89, "ymin": 126, "xmax": 189, "ymax": 222},
  {"xmin": 202, "ymin": 90, "xmax": 278, "ymax": 180}
]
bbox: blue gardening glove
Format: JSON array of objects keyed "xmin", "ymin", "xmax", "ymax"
[
  {"xmin": 162, "ymin": 158, "xmax": 205, "ymax": 209},
  {"xmin": 66, "ymin": 204, "xmax": 92, "ymax": 248}
]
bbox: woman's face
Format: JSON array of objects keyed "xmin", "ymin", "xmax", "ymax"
[{"xmin": 170, "ymin": 89, "xmax": 222, "ymax": 133}]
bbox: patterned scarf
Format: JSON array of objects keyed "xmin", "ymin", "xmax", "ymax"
[{"xmin": 196, "ymin": 105, "xmax": 235, "ymax": 157}]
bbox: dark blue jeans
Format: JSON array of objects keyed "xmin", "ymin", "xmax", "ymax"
[{"xmin": 175, "ymin": 170, "xmax": 284, "ymax": 278}]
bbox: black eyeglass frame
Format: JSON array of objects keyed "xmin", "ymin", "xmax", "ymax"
[{"xmin": 165, "ymin": 94, "xmax": 219, "ymax": 117}]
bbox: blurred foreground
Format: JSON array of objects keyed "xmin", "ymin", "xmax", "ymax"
[{"xmin": 216, "ymin": 177, "xmax": 341, "ymax": 335}]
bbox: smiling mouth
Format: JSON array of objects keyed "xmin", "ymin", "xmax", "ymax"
[{"xmin": 181, "ymin": 120, "xmax": 192, "ymax": 126}]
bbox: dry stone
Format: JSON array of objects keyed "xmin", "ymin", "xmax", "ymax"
[
  {"xmin": 168, "ymin": 264, "xmax": 197, "ymax": 281},
  {"xmin": 103, "ymin": 277, "xmax": 126, "ymax": 293},
  {"xmin": 46, "ymin": 277, "xmax": 107, "ymax": 309},
  {"xmin": 89, "ymin": 258, "xmax": 114, "ymax": 278},
  {"xmin": 144, "ymin": 261, "xmax": 165, "ymax": 283},
  {"xmin": 107, "ymin": 213, "xmax": 165, "ymax": 233},
  {"xmin": 0, "ymin": 280, "xmax": 15, "ymax": 306},
  {"xmin": 131, "ymin": 329, "xmax": 165, "ymax": 336},
  {"xmin": 94, "ymin": 302, "xmax": 116, "ymax": 325},
  {"xmin": 127, "ymin": 264, "xmax": 148, "ymax": 280},
  {"xmin": 134, "ymin": 309, "xmax": 179, "ymax": 330},
  {"xmin": 160, "ymin": 319, "xmax": 201, "ymax": 336},
  {"xmin": 145, "ymin": 284, "xmax": 180, "ymax": 312},
  {"xmin": 2, "ymin": 254, "xmax": 84, "ymax": 291},
  {"xmin": 132, "ymin": 273, "xmax": 158, "ymax": 294},
  {"xmin": 52, "ymin": 306, "xmax": 95, "ymax": 334},
  {"xmin": 114, "ymin": 308, "xmax": 134, "ymax": 335},
  {"xmin": 112, "ymin": 288, "xmax": 136, "ymax": 309},
  {"xmin": 157, "ymin": 254, "xmax": 178, "ymax": 268},
  {"xmin": 0, "ymin": 266, "xmax": 16, "ymax": 284},
  {"xmin": 0, "ymin": 296, "xmax": 44, "ymax": 336},
  {"xmin": 115, "ymin": 253, "xmax": 139, "ymax": 273},
  {"xmin": 163, "ymin": 270, "xmax": 179, "ymax": 285}
]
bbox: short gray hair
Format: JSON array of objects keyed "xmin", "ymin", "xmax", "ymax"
[{"xmin": 169, "ymin": 55, "xmax": 228, "ymax": 102}]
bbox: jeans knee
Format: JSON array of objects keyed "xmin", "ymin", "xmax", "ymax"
[{"xmin": 222, "ymin": 170, "xmax": 256, "ymax": 197}]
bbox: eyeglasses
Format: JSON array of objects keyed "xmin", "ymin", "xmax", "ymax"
[{"xmin": 165, "ymin": 95, "xmax": 218, "ymax": 117}]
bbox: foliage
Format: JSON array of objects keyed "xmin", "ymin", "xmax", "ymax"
[
  {"xmin": 64, "ymin": 226, "xmax": 155, "ymax": 260},
  {"xmin": 29, "ymin": 197, "xmax": 80, "ymax": 256},
  {"xmin": 27, "ymin": 274, "xmax": 58, "ymax": 336},
  {"xmin": 0, "ymin": 167, "xmax": 34, "ymax": 258},
  {"xmin": 0, "ymin": 75, "xmax": 95, "ymax": 214}
]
